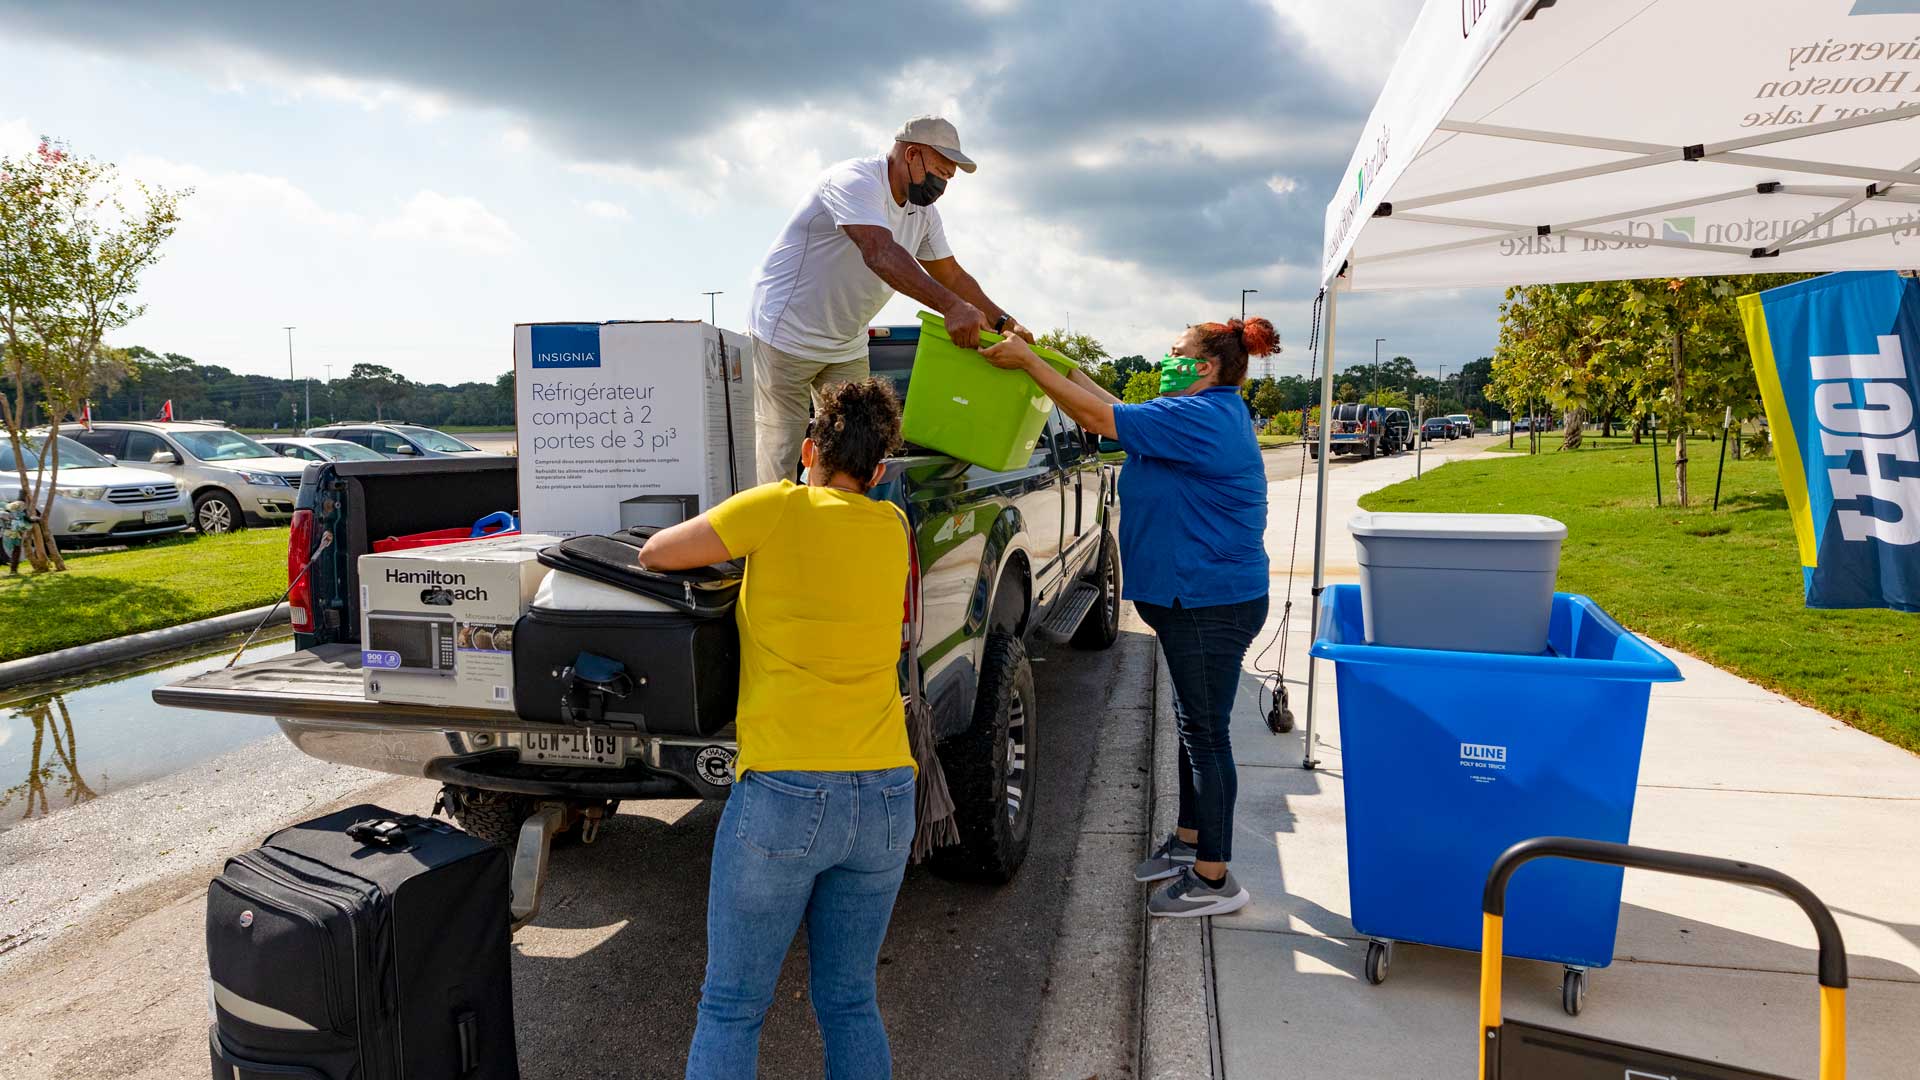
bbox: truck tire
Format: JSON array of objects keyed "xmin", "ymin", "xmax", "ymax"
[
  {"xmin": 194, "ymin": 490, "xmax": 244, "ymax": 534},
  {"xmin": 1071, "ymin": 529, "xmax": 1121, "ymax": 650},
  {"xmin": 437, "ymin": 785, "xmax": 604, "ymax": 848},
  {"xmin": 931, "ymin": 632, "xmax": 1037, "ymax": 883},
  {"xmin": 441, "ymin": 786, "xmax": 534, "ymax": 847},
  {"xmin": 1363, "ymin": 438, "xmax": 1378, "ymax": 460}
]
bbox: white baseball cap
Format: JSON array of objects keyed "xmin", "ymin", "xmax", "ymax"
[{"xmin": 894, "ymin": 115, "xmax": 976, "ymax": 173}]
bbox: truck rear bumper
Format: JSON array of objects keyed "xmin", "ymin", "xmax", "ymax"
[{"xmin": 276, "ymin": 717, "xmax": 739, "ymax": 800}]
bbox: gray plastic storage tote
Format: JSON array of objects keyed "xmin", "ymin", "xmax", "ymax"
[{"xmin": 1349, "ymin": 511, "xmax": 1566, "ymax": 654}]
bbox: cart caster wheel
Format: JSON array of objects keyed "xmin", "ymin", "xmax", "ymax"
[
  {"xmin": 1562, "ymin": 968, "xmax": 1586, "ymax": 1016},
  {"xmin": 1364, "ymin": 940, "xmax": 1391, "ymax": 985}
]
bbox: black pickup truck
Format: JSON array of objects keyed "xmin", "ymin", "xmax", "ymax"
[{"xmin": 156, "ymin": 324, "xmax": 1121, "ymax": 905}]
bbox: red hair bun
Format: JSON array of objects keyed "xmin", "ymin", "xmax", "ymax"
[{"xmin": 1228, "ymin": 316, "xmax": 1278, "ymax": 358}]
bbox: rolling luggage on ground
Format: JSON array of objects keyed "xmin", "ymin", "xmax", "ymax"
[
  {"xmin": 206, "ymin": 805, "xmax": 517, "ymax": 1080},
  {"xmin": 511, "ymin": 529, "xmax": 741, "ymax": 737}
]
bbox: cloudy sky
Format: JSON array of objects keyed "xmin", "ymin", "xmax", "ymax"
[{"xmin": 0, "ymin": 0, "xmax": 1499, "ymax": 387}]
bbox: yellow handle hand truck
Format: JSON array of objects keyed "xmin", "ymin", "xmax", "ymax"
[{"xmin": 1478, "ymin": 837, "xmax": 1847, "ymax": 1080}]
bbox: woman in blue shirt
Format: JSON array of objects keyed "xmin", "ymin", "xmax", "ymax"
[{"xmin": 983, "ymin": 316, "xmax": 1274, "ymax": 917}]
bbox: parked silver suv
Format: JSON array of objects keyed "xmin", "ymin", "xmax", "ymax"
[
  {"xmin": 70, "ymin": 421, "xmax": 308, "ymax": 534},
  {"xmin": 303, "ymin": 422, "xmax": 498, "ymax": 459},
  {"xmin": 5, "ymin": 433, "xmax": 193, "ymax": 545}
]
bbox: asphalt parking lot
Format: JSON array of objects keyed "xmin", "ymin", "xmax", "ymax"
[{"xmin": 0, "ymin": 624, "xmax": 1155, "ymax": 1079}]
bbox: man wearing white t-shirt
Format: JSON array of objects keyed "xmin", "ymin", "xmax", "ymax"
[{"xmin": 748, "ymin": 115, "xmax": 1031, "ymax": 483}]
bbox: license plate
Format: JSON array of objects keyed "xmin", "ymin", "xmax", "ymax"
[
  {"xmin": 513, "ymin": 731, "xmax": 626, "ymax": 767},
  {"xmin": 143, "ymin": 509, "xmax": 170, "ymax": 524}
]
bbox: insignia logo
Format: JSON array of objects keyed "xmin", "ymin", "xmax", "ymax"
[{"xmin": 696, "ymin": 745, "xmax": 736, "ymax": 787}]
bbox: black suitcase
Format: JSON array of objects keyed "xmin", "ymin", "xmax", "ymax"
[
  {"xmin": 512, "ymin": 531, "xmax": 741, "ymax": 737},
  {"xmin": 206, "ymin": 805, "xmax": 517, "ymax": 1080}
]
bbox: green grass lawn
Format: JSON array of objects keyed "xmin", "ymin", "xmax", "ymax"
[
  {"xmin": 1257, "ymin": 433, "xmax": 1301, "ymax": 449},
  {"xmin": 0, "ymin": 531, "xmax": 287, "ymax": 662},
  {"xmin": 1359, "ymin": 438, "xmax": 1920, "ymax": 753}
]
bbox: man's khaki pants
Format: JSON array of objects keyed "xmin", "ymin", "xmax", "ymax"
[{"xmin": 752, "ymin": 336, "xmax": 871, "ymax": 485}]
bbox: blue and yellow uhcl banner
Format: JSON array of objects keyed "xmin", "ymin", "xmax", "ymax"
[{"xmin": 1740, "ymin": 271, "xmax": 1920, "ymax": 611}]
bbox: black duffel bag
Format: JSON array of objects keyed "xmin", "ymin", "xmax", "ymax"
[{"xmin": 512, "ymin": 529, "xmax": 741, "ymax": 737}]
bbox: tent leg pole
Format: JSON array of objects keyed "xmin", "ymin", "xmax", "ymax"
[{"xmin": 1301, "ymin": 281, "xmax": 1340, "ymax": 771}]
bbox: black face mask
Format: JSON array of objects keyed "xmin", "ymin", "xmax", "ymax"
[{"xmin": 906, "ymin": 151, "xmax": 947, "ymax": 207}]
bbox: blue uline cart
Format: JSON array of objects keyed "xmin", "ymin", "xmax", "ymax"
[{"xmin": 1311, "ymin": 584, "xmax": 1682, "ymax": 1014}]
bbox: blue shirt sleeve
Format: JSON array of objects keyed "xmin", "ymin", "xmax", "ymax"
[{"xmin": 1113, "ymin": 395, "xmax": 1221, "ymax": 468}]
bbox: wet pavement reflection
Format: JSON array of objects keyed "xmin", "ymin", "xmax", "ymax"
[{"xmin": 0, "ymin": 633, "xmax": 293, "ymax": 828}]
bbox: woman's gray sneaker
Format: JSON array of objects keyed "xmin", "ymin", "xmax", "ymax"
[
  {"xmin": 1148, "ymin": 868, "xmax": 1250, "ymax": 918},
  {"xmin": 1133, "ymin": 832, "xmax": 1198, "ymax": 882}
]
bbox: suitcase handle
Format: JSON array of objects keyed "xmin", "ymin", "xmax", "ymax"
[
  {"xmin": 457, "ymin": 1009, "xmax": 479, "ymax": 1073},
  {"xmin": 558, "ymin": 653, "xmax": 637, "ymax": 727},
  {"xmin": 345, "ymin": 818, "xmax": 407, "ymax": 848}
]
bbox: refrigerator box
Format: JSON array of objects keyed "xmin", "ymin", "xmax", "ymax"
[
  {"xmin": 514, "ymin": 320, "xmax": 753, "ymax": 538},
  {"xmin": 360, "ymin": 533, "xmax": 558, "ymax": 711}
]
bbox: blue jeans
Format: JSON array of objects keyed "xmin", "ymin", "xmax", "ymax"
[
  {"xmin": 686, "ymin": 766, "xmax": 916, "ymax": 1080},
  {"xmin": 1135, "ymin": 595, "xmax": 1268, "ymax": 863}
]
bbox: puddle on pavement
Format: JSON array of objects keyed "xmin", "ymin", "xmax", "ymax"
[{"xmin": 0, "ymin": 632, "xmax": 294, "ymax": 830}]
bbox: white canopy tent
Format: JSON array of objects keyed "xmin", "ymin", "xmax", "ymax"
[{"xmin": 1303, "ymin": 0, "xmax": 1920, "ymax": 763}]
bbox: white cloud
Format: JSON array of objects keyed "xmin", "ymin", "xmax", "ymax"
[
  {"xmin": 1267, "ymin": 174, "xmax": 1301, "ymax": 196},
  {"xmin": 297, "ymin": 72, "xmax": 450, "ymax": 120},
  {"xmin": 372, "ymin": 191, "xmax": 520, "ymax": 256},
  {"xmin": 579, "ymin": 199, "xmax": 631, "ymax": 222},
  {"xmin": 0, "ymin": 116, "xmax": 33, "ymax": 153},
  {"xmin": 500, "ymin": 126, "xmax": 531, "ymax": 151}
]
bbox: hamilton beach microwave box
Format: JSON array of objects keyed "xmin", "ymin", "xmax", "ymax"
[{"xmin": 361, "ymin": 534, "xmax": 558, "ymax": 710}]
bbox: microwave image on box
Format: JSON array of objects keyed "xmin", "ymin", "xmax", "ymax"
[
  {"xmin": 365, "ymin": 611, "xmax": 457, "ymax": 675},
  {"xmin": 620, "ymin": 494, "xmax": 698, "ymax": 530}
]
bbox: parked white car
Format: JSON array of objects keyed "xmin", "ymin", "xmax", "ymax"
[
  {"xmin": 258, "ymin": 436, "xmax": 390, "ymax": 464},
  {"xmin": 2, "ymin": 434, "xmax": 193, "ymax": 545}
]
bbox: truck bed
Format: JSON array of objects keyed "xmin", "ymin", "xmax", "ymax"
[{"xmin": 154, "ymin": 644, "xmax": 524, "ymax": 728}]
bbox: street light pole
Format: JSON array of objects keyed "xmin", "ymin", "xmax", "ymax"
[
  {"xmin": 701, "ymin": 290, "xmax": 723, "ymax": 326},
  {"xmin": 1372, "ymin": 337, "xmax": 1385, "ymax": 406},
  {"xmin": 285, "ymin": 326, "xmax": 304, "ymax": 430}
]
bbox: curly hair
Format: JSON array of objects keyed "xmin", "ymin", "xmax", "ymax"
[
  {"xmin": 812, "ymin": 377, "xmax": 903, "ymax": 488},
  {"xmin": 1190, "ymin": 316, "xmax": 1279, "ymax": 386}
]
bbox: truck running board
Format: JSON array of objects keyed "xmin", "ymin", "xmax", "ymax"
[{"xmin": 1034, "ymin": 581, "xmax": 1100, "ymax": 644}]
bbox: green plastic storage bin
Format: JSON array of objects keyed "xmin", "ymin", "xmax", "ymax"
[{"xmin": 902, "ymin": 311, "xmax": 1076, "ymax": 471}]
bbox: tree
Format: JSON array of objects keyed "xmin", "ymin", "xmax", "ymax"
[
  {"xmin": 1121, "ymin": 369, "xmax": 1160, "ymax": 404},
  {"xmin": 1035, "ymin": 328, "xmax": 1110, "ymax": 372},
  {"xmin": 342, "ymin": 362, "xmax": 413, "ymax": 421},
  {"xmin": 1251, "ymin": 380, "xmax": 1285, "ymax": 420},
  {"xmin": 0, "ymin": 138, "xmax": 186, "ymax": 572}
]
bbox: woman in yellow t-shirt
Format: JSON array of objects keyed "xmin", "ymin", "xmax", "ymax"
[{"xmin": 640, "ymin": 378, "xmax": 914, "ymax": 1080}]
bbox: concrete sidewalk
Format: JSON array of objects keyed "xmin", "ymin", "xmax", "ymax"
[{"xmin": 1187, "ymin": 442, "xmax": 1920, "ymax": 1078}]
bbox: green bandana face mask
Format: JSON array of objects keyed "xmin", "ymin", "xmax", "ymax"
[{"xmin": 1158, "ymin": 354, "xmax": 1206, "ymax": 395}]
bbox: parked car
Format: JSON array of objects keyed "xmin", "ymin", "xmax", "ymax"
[
  {"xmin": 304, "ymin": 422, "xmax": 500, "ymax": 459},
  {"xmin": 69, "ymin": 421, "xmax": 307, "ymax": 534},
  {"xmin": 1308, "ymin": 403, "xmax": 1385, "ymax": 460},
  {"xmin": 1380, "ymin": 408, "xmax": 1414, "ymax": 454},
  {"xmin": 1448, "ymin": 414, "xmax": 1474, "ymax": 438},
  {"xmin": 1421, "ymin": 416, "xmax": 1454, "ymax": 442},
  {"xmin": 2, "ymin": 433, "xmax": 193, "ymax": 546},
  {"xmin": 259, "ymin": 436, "xmax": 391, "ymax": 464},
  {"xmin": 159, "ymin": 322, "xmax": 1123, "ymax": 907}
]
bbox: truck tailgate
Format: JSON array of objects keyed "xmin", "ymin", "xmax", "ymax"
[{"xmin": 153, "ymin": 644, "xmax": 517, "ymax": 727}]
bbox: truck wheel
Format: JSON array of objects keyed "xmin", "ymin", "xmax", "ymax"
[
  {"xmin": 1071, "ymin": 529, "xmax": 1121, "ymax": 650},
  {"xmin": 441, "ymin": 786, "xmax": 534, "ymax": 847},
  {"xmin": 1363, "ymin": 438, "xmax": 1378, "ymax": 460},
  {"xmin": 931, "ymin": 632, "xmax": 1036, "ymax": 883},
  {"xmin": 194, "ymin": 490, "xmax": 244, "ymax": 534},
  {"xmin": 437, "ymin": 785, "xmax": 602, "ymax": 848}
]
